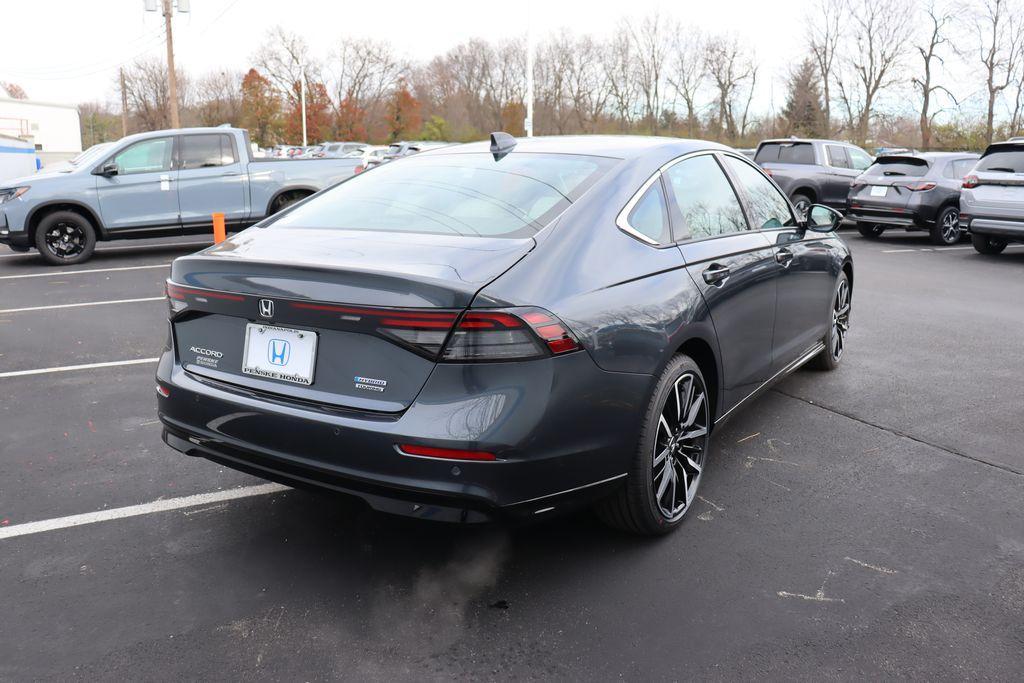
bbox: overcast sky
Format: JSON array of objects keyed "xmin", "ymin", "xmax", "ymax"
[{"xmin": 1, "ymin": 0, "xmax": 817, "ymax": 108}]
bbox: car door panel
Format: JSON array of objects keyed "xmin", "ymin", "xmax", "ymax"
[
  {"xmin": 95, "ymin": 136, "xmax": 179, "ymax": 231},
  {"xmin": 176, "ymin": 133, "xmax": 249, "ymax": 226}
]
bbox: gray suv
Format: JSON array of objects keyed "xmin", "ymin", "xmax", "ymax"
[
  {"xmin": 755, "ymin": 138, "xmax": 874, "ymax": 216},
  {"xmin": 961, "ymin": 141, "xmax": 1024, "ymax": 255}
]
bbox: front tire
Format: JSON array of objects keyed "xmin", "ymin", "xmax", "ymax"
[
  {"xmin": 971, "ymin": 233, "xmax": 1007, "ymax": 255},
  {"xmin": 809, "ymin": 272, "xmax": 850, "ymax": 371},
  {"xmin": 930, "ymin": 206, "xmax": 961, "ymax": 245},
  {"xmin": 34, "ymin": 211, "xmax": 97, "ymax": 265},
  {"xmin": 857, "ymin": 222, "xmax": 885, "ymax": 239},
  {"xmin": 597, "ymin": 354, "xmax": 711, "ymax": 536}
]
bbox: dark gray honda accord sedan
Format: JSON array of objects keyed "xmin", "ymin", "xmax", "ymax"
[{"xmin": 157, "ymin": 134, "xmax": 852, "ymax": 535}]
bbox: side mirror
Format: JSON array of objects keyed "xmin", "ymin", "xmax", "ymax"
[
  {"xmin": 94, "ymin": 161, "xmax": 118, "ymax": 177},
  {"xmin": 805, "ymin": 204, "xmax": 842, "ymax": 233}
]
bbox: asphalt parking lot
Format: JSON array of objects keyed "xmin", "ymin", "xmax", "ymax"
[{"xmin": 1, "ymin": 231, "xmax": 1022, "ymax": 680}]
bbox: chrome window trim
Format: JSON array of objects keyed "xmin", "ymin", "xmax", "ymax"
[{"xmin": 615, "ymin": 150, "xmax": 720, "ymax": 247}]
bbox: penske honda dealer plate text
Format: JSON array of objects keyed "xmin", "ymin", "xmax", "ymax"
[{"xmin": 242, "ymin": 323, "xmax": 318, "ymax": 385}]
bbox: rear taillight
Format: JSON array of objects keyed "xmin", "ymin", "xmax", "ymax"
[
  {"xmin": 441, "ymin": 308, "xmax": 580, "ymax": 362},
  {"xmin": 354, "ymin": 164, "xmax": 365, "ymax": 174},
  {"xmin": 963, "ymin": 175, "xmax": 979, "ymax": 189},
  {"xmin": 907, "ymin": 181, "xmax": 936, "ymax": 191}
]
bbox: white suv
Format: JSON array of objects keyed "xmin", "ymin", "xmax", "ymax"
[{"xmin": 961, "ymin": 142, "xmax": 1024, "ymax": 255}]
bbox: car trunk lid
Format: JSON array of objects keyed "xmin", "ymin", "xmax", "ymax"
[{"xmin": 168, "ymin": 228, "xmax": 534, "ymax": 412}]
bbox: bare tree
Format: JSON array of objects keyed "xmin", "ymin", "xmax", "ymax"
[
  {"xmin": 704, "ymin": 35, "xmax": 757, "ymax": 142},
  {"xmin": 603, "ymin": 27, "xmax": 640, "ymax": 130},
  {"xmin": 329, "ymin": 38, "xmax": 406, "ymax": 123},
  {"xmin": 835, "ymin": 0, "xmax": 914, "ymax": 146},
  {"xmin": 121, "ymin": 57, "xmax": 190, "ymax": 130},
  {"xmin": 807, "ymin": 0, "xmax": 844, "ymax": 137},
  {"xmin": 629, "ymin": 12, "xmax": 672, "ymax": 133},
  {"xmin": 970, "ymin": 0, "xmax": 1022, "ymax": 144},
  {"xmin": 667, "ymin": 29, "xmax": 706, "ymax": 138},
  {"xmin": 194, "ymin": 70, "xmax": 243, "ymax": 127},
  {"xmin": 913, "ymin": 1, "xmax": 959, "ymax": 149},
  {"xmin": 253, "ymin": 26, "xmax": 318, "ymax": 107}
]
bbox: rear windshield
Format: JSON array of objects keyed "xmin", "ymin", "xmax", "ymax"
[
  {"xmin": 977, "ymin": 149, "xmax": 1024, "ymax": 173},
  {"xmin": 864, "ymin": 157, "xmax": 929, "ymax": 177},
  {"xmin": 271, "ymin": 152, "xmax": 617, "ymax": 238},
  {"xmin": 755, "ymin": 142, "xmax": 814, "ymax": 164}
]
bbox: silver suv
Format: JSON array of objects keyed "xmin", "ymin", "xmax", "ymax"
[{"xmin": 961, "ymin": 141, "xmax": 1024, "ymax": 255}]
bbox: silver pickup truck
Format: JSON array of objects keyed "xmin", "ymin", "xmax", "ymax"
[{"xmin": 0, "ymin": 127, "xmax": 359, "ymax": 264}]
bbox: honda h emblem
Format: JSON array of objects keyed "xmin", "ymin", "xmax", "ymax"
[
  {"xmin": 268, "ymin": 339, "xmax": 290, "ymax": 366},
  {"xmin": 258, "ymin": 299, "xmax": 274, "ymax": 318}
]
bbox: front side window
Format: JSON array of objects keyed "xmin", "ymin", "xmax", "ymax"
[
  {"xmin": 179, "ymin": 134, "xmax": 237, "ymax": 170},
  {"xmin": 272, "ymin": 152, "xmax": 616, "ymax": 238},
  {"xmin": 111, "ymin": 138, "xmax": 173, "ymax": 175},
  {"xmin": 663, "ymin": 155, "xmax": 748, "ymax": 240},
  {"xmin": 625, "ymin": 180, "xmax": 671, "ymax": 244},
  {"xmin": 847, "ymin": 147, "xmax": 874, "ymax": 171},
  {"xmin": 826, "ymin": 145, "xmax": 850, "ymax": 169},
  {"xmin": 723, "ymin": 156, "xmax": 796, "ymax": 230}
]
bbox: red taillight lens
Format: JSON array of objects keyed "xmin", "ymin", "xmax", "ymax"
[
  {"xmin": 907, "ymin": 181, "xmax": 936, "ymax": 191},
  {"xmin": 440, "ymin": 308, "xmax": 580, "ymax": 362},
  {"xmin": 397, "ymin": 444, "xmax": 496, "ymax": 461},
  {"xmin": 354, "ymin": 164, "xmax": 365, "ymax": 174},
  {"xmin": 963, "ymin": 175, "xmax": 979, "ymax": 189}
]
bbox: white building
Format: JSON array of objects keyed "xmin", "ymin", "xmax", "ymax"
[
  {"xmin": 0, "ymin": 96, "xmax": 82, "ymax": 167},
  {"xmin": 0, "ymin": 133, "xmax": 36, "ymax": 183}
]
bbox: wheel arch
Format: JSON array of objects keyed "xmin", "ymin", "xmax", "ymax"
[
  {"xmin": 265, "ymin": 186, "xmax": 318, "ymax": 216},
  {"xmin": 790, "ymin": 186, "xmax": 818, "ymax": 203},
  {"xmin": 27, "ymin": 201, "xmax": 105, "ymax": 242},
  {"xmin": 675, "ymin": 335, "xmax": 721, "ymax": 426}
]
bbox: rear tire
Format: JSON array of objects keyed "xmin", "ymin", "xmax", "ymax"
[
  {"xmin": 33, "ymin": 210, "xmax": 97, "ymax": 266},
  {"xmin": 597, "ymin": 354, "xmax": 711, "ymax": 536},
  {"xmin": 971, "ymin": 233, "xmax": 1007, "ymax": 255},
  {"xmin": 269, "ymin": 191, "xmax": 310, "ymax": 214},
  {"xmin": 857, "ymin": 222, "xmax": 885, "ymax": 239},
  {"xmin": 930, "ymin": 206, "xmax": 961, "ymax": 245},
  {"xmin": 808, "ymin": 271, "xmax": 850, "ymax": 371},
  {"xmin": 791, "ymin": 193, "xmax": 812, "ymax": 220}
]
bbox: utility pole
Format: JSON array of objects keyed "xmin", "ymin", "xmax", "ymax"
[
  {"xmin": 162, "ymin": 0, "xmax": 180, "ymax": 128},
  {"xmin": 146, "ymin": 0, "xmax": 185, "ymax": 128},
  {"xmin": 119, "ymin": 68, "xmax": 129, "ymax": 137}
]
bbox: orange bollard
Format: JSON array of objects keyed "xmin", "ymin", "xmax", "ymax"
[{"xmin": 212, "ymin": 212, "xmax": 226, "ymax": 244}]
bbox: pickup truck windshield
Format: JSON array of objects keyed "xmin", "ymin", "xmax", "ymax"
[
  {"xmin": 271, "ymin": 152, "xmax": 617, "ymax": 238},
  {"xmin": 978, "ymin": 150, "xmax": 1024, "ymax": 173}
]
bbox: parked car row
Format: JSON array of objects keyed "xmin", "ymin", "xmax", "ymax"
[{"xmin": 753, "ymin": 136, "xmax": 1024, "ymax": 254}]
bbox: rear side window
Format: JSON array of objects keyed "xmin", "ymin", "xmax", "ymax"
[
  {"xmin": 663, "ymin": 155, "xmax": 748, "ymax": 240},
  {"xmin": 865, "ymin": 158, "xmax": 929, "ymax": 178},
  {"xmin": 755, "ymin": 142, "xmax": 814, "ymax": 165},
  {"xmin": 723, "ymin": 156, "xmax": 796, "ymax": 230},
  {"xmin": 179, "ymin": 134, "xmax": 237, "ymax": 170},
  {"xmin": 626, "ymin": 180, "xmax": 671, "ymax": 244},
  {"xmin": 111, "ymin": 137, "xmax": 173, "ymax": 175},
  {"xmin": 826, "ymin": 145, "xmax": 850, "ymax": 168},
  {"xmin": 977, "ymin": 149, "xmax": 1024, "ymax": 173},
  {"xmin": 272, "ymin": 153, "xmax": 616, "ymax": 238}
]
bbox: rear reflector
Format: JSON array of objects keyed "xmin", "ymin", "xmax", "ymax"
[{"xmin": 398, "ymin": 444, "xmax": 497, "ymax": 461}]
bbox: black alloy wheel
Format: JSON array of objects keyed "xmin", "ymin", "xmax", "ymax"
[
  {"xmin": 33, "ymin": 210, "xmax": 97, "ymax": 265},
  {"xmin": 810, "ymin": 272, "xmax": 850, "ymax": 371},
  {"xmin": 598, "ymin": 354, "xmax": 711, "ymax": 535},
  {"xmin": 931, "ymin": 207, "xmax": 961, "ymax": 245}
]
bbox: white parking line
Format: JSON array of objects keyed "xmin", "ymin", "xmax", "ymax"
[
  {"xmin": 0, "ymin": 297, "xmax": 163, "ymax": 314},
  {"xmin": 0, "ymin": 357, "xmax": 159, "ymax": 379},
  {"xmin": 0, "ymin": 263, "xmax": 170, "ymax": 280},
  {"xmin": 0, "ymin": 241, "xmax": 211, "ymax": 260},
  {"xmin": 882, "ymin": 244, "xmax": 1024, "ymax": 254},
  {"xmin": 0, "ymin": 484, "xmax": 289, "ymax": 541}
]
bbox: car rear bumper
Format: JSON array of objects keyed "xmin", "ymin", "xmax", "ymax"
[
  {"xmin": 966, "ymin": 217, "xmax": 1024, "ymax": 239},
  {"xmin": 156, "ymin": 347, "xmax": 652, "ymax": 523},
  {"xmin": 846, "ymin": 208, "xmax": 924, "ymax": 228}
]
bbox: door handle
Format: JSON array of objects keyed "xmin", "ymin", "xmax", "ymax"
[
  {"xmin": 776, "ymin": 248, "xmax": 794, "ymax": 267},
  {"xmin": 702, "ymin": 263, "xmax": 731, "ymax": 285}
]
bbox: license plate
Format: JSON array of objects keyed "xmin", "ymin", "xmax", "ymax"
[
  {"xmin": 242, "ymin": 323, "xmax": 317, "ymax": 385},
  {"xmin": 870, "ymin": 185, "xmax": 888, "ymax": 197}
]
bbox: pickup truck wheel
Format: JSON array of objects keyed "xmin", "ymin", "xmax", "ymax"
[
  {"xmin": 270, "ymin": 191, "xmax": 308, "ymax": 214},
  {"xmin": 791, "ymin": 193, "xmax": 812, "ymax": 220},
  {"xmin": 857, "ymin": 222, "xmax": 885, "ymax": 238},
  {"xmin": 971, "ymin": 233, "xmax": 1007, "ymax": 255},
  {"xmin": 930, "ymin": 207, "xmax": 961, "ymax": 245},
  {"xmin": 34, "ymin": 211, "xmax": 96, "ymax": 265}
]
